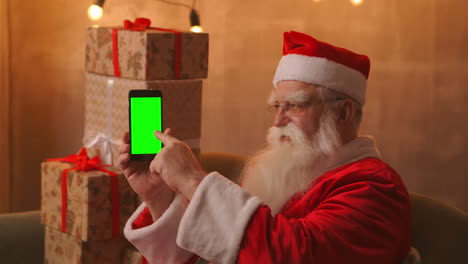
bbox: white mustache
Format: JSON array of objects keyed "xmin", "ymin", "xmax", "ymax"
[{"xmin": 267, "ymin": 123, "xmax": 308, "ymax": 146}]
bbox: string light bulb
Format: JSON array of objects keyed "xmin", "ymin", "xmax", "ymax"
[
  {"xmin": 350, "ymin": 0, "xmax": 364, "ymax": 6},
  {"xmin": 87, "ymin": 0, "xmax": 105, "ymax": 21},
  {"xmin": 189, "ymin": 9, "xmax": 203, "ymax": 33},
  {"xmin": 190, "ymin": 26, "xmax": 203, "ymax": 33}
]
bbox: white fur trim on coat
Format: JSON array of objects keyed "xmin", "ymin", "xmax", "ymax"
[
  {"xmin": 273, "ymin": 54, "xmax": 368, "ymax": 105},
  {"xmin": 177, "ymin": 172, "xmax": 263, "ymax": 264},
  {"xmin": 124, "ymin": 195, "xmax": 195, "ymax": 263},
  {"xmin": 326, "ymin": 135, "xmax": 381, "ymax": 171}
]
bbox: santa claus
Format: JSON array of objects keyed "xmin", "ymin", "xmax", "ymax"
[{"xmin": 119, "ymin": 31, "xmax": 421, "ymax": 264}]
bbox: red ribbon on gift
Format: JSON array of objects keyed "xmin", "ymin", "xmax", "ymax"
[
  {"xmin": 46, "ymin": 148, "xmax": 121, "ymax": 238},
  {"xmin": 112, "ymin": 18, "xmax": 182, "ymax": 79},
  {"xmin": 112, "ymin": 29, "xmax": 121, "ymax": 77}
]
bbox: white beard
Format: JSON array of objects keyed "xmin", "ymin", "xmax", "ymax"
[{"xmin": 241, "ymin": 110, "xmax": 341, "ymax": 215}]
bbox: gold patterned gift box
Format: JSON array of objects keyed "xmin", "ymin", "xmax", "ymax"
[
  {"xmin": 85, "ymin": 26, "xmax": 209, "ymax": 80},
  {"xmin": 83, "ymin": 72, "xmax": 202, "ymax": 165},
  {"xmin": 41, "ymin": 157, "xmax": 139, "ymax": 241},
  {"xmin": 44, "ymin": 227, "xmax": 130, "ymax": 264},
  {"xmin": 121, "ymin": 247, "xmax": 147, "ymax": 264}
]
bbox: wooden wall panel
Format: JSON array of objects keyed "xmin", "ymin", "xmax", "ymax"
[
  {"xmin": 6, "ymin": 0, "xmax": 468, "ymax": 213},
  {"xmin": 0, "ymin": 0, "xmax": 11, "ymax": 213},
  {"xmin": 8, "ymin": 0, "xmax": 89, "ymax": 211}
]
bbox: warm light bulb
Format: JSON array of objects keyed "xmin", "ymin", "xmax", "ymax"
[
  {"xmin": 87, "ymin": 4, "xmax": 103, "ymax": 21},
  {"xmin": 350, "ymin": 0, "xmax": 363, "ymax": 6},
  {"xmin": 190, "ymin": 26, "xmax": 203, "ymax": 33}
]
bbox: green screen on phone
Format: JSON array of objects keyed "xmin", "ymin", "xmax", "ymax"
[{"xmin": 130, "ymin": 97, "xmax": 162, "ymax": 154}]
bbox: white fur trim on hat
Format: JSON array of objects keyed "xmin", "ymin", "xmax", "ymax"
[{"xmin": 273, "ymin": 54, "xmax": 368, "ymax": 105}]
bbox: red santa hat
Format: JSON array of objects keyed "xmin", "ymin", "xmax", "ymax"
[{"xmin": 273, "ymin": 31, "xmax": 370, "ymax": 105}]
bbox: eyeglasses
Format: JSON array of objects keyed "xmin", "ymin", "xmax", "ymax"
[{"xmin": 267, "ymin": 98, "xmax": 345, "ymax": 116}]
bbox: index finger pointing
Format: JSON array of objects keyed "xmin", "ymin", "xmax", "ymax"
[{"xmin": 154, "ymin": 129, "xmax": 175, "ymax": 145}]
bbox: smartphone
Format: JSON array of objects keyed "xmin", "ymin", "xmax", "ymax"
[{"xmin": 128, "ymin": 89, "xmax": 163, "ymax": 161}]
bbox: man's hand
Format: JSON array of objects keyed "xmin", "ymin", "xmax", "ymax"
[
  {"xmin": 151, "ymin": 130, "xmax": 207, "ymax": 200},
  {"xmin": 117, "ymin": 129, "xmax": 174, "ymax": 220}
]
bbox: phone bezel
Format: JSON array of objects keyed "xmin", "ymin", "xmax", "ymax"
[{"xmin": 128, "ymin": 89, "xmax": 163, "ymax": 161}]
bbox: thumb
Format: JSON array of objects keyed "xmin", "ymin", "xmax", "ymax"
[{"xmin": 163, "ymin": 128, "xmax": 172, "ymax": 136}]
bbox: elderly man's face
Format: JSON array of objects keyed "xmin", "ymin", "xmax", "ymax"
[{"xmin": 271, "ymin": 81, "xmax": 325, "ymax": 142}]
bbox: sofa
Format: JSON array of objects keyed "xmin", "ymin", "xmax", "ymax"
[{"xmin": 1, "ymin": 152, "xmax": 467, "ymax": 263}]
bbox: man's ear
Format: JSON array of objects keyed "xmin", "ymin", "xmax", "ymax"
[{"xmin": 339, "ymin": 99, "xmax": 355, "ymax": 123}]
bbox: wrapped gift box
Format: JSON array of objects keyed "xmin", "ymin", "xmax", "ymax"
[
  {"xmin": 85, "ymin": 27, "xmax": 208, "ymax": 80},
  {"xmin": 41, "ymin": 160, "xmax": 139, "ymax": 241},
  {"xmin": 44, "ymin": 227, "xmax": 129, "ymax": 264},
  {"xmin": 121, "ymin": 247, "xmax": 146, "ymax": 264},
  {"xmin": 83, "ymin": 73, "xmax": 202, "ymax": 165}
]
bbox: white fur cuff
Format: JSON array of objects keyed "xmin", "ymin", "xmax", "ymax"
[
  {"xmin": 402, "ymin": 247, "xmax": 422, "ymax": 264},
  {"xmin": 177, "ymin": 172, "xmax": 263, "ymax": 264},
  {"xmin": 124, "ymin": 195, "xmax": 195, "ymax": 263}
]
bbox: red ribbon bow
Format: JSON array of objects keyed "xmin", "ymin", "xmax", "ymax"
[
  {"xmin": 123, "ymin": 17, "xmax": 152, "ymax": 31},
  {"xmin": 112, "ymin": 17, "xmax": 182, "ymax": 79},
  {"xmin": 46, "ymin": 148, "xmax": 121, "ymax": 238}
]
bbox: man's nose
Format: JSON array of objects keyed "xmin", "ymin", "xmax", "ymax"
[{"xmin": 274, "ymin": 108, "xmax": 291, "ymax": 127}]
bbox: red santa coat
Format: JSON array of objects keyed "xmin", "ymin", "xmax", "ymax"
[
  {"xmin": 236, "ymin": 158, "xmax": 411, "ymax": 264},
  {"xmin": 124, "ymin": 137, "xmax": 418, "ymax": 264}
]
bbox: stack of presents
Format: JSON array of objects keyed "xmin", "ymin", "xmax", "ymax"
[{"xmin": 40, "ymin": 18, "xmax": 209, "ymax": 263}]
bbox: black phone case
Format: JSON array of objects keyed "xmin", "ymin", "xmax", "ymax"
[{"xmin": 128, "ymin": 89, "xmax": 163, "ymax": 161}]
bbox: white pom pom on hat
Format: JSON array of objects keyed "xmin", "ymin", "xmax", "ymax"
[{"xmin": 273, "ymin": 31, "xmax": 371, "ymax": 105}]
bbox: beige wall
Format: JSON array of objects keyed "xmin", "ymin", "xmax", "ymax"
[{"xmin": 3, "ymin": 0, "xmax": 468, "ymax": 212}]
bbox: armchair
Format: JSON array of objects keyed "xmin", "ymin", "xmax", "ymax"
[{"xmin": 1, "ymin": 152, "xmax": 467, "ymax": 264}]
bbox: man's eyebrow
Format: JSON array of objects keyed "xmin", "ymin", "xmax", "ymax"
[
  {"xmin": 267, "ymin": 92, "xmax": 276, "ymax": 105},
  {"xmin": 267, "ymin": 90, "xmax": 313, "ymax": 105},
  {"xmin": 283, "ymin": 91, "xmax": 312, "ymax": 103}
]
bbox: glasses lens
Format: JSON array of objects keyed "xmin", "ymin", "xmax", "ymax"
[{"xmin": 267, "ymin": 105, "xmax": 277, "ymax": 113}]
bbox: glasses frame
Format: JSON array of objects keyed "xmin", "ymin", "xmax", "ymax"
[{"xmin": 267, "ymin": 98, "xmax": 346, "ymax": 116}]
